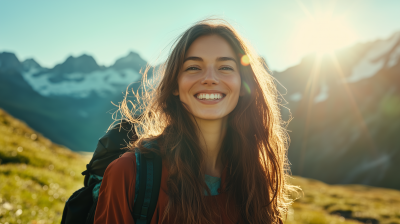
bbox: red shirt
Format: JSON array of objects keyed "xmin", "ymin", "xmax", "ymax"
[{"xmin": 94, "ymin": 151, "xmax": 240, "ymax": 224}]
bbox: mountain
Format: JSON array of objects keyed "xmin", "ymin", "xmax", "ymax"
[
  {"xmin": 22, "ymin": 52, "xmax": 143, "ymax": 98},
  {"xmin": 45, "ymin": 54, "xmax": 102, "ymax": 83},
  {"xmin": 0, "ymin": 51, "xmax": 144, "ymax": 152},
  {"xmin": 0, "ymin": 52, "xmax": 31, "ymax": 89},
  {"xmin": 0, "ymin": 31, "xmax": 400, "ymax": 190},
  {"xmin": 111, "ymin": 51, "xmax": 147, "ymax": 71},
  {"xmin": 1, "ymin": 108, "xmax": 400, "ymax": 224},
  {"xmin": 21, "ymin": 58, "xmax": 42, "ymax": 71},
  {"xmin": 0, "ymin": 52, "xmax": 23, "ymax": 71},
  {"xmin": 273, "ymin": 31, "xmax": 400, "ymax": 189}
]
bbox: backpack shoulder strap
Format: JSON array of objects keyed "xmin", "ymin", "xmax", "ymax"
[
  {"xmin": 83, "ymin": 120, "xmax": 135, "ymax": 187},
  {"xmin": 132, "ymin": 141, "xmax": 162, "ymax": 224}
]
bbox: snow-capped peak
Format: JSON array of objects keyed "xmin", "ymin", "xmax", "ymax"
[
  {"xmin": 22, "ymin": 58, "xmax": 42, "ymax": 71},
  {"xmin": 347, "ymin": 31, "xmax": 400, "ymax": 83},
  {"xmin": 111, "ymin": 51, "xmax": 147, "ymax": 72},
  {"xmin": 18, "ymin": 52, "xmax": 145, "ymax": 98}
]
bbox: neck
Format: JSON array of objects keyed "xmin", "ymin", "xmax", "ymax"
[{"xmin": 194, "ymin": 116, "xmax": 227, "ymax": 178}]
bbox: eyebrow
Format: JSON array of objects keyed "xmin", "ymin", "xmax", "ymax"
[{"xmin": 183, "ymin": 56, "xmax": 238, "ymax": 65}]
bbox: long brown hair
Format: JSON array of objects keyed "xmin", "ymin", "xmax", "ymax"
[{"xmin": 117, "ymin": 18, "xmax": 297, "ymax": 224}]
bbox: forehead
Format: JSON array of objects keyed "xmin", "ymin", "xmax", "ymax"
[{"xmin": 185, "ymin": 34, "xmax": 236, "ymax": 59}]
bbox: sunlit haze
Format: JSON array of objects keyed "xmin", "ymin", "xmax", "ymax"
[
  {"xmin": 292, "ymin": 15, "xmax": 357, "ymax": 55},
  {"xmin": 0, "ymin": 0, "xmax": 399, "ymax": 71}
]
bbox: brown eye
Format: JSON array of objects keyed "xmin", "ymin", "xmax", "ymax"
[
  {"xmin": 220, "ymin": 66, "xmax": 234, "ymax": 71},
  {"xmin": 186, "ymin": 66, "xmax": 200, "ymax": 71}
]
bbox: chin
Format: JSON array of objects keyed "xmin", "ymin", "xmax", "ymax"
[
  {"xmin": 192, "ymin": 111, "xmax": 228, "ymax": 121},
  {"xmin": 197, "ymin": 116, "xmax": 223, "ymax": 120}
]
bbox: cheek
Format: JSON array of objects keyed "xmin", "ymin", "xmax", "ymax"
[
  {"xmin": 177, "ymin": 76, "xmax": 195, "ymax": 97},
  {"xmin": 226, "ymin": 75, "xmax": 242, "ymax": 96}
]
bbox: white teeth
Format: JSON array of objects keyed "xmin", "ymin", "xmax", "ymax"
[{"xmin": 196, "ymin": 93, "xmax": 223, "ymax": 100}]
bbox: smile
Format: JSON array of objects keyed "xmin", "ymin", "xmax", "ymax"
[
  {"xmin": 196, "ymin": 93, "xmax": 224, "ymax": 100},
  {"xmin": 193, "ymin": 92, "xmax": 226, "ymax": 104}
]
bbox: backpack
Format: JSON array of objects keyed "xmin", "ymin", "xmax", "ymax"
[{"xmin": 61, "ymin": 120, "xmax": 162, "ymax": 224}]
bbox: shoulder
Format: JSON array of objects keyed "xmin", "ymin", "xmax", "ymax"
[
  {"xmin": 104, "ymin": 151, "xmax": 137, "ymax": 179},
  {"xmin": 95, "ymin": 152, "xmax": 138, "ymax": 222}
]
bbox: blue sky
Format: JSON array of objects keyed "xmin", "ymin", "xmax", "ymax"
[{"xmin": 1, "ymin": 0, "xmax": 399, "ymax": 71}]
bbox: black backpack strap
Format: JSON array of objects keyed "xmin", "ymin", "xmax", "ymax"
[
  {"xmin": 61, "ymin": 178, "xmax": 102, "ymax": 224},
  {"xmin": 132, "ymin": 142, "xmax": 162, "ymax": 224},
  {"xmin": 85, "ymin": 193, "xmax": 99, "ymax": 224},
  {"xmin": 82, "ymin": 120, "xmax": 135, "ymax": 187}
]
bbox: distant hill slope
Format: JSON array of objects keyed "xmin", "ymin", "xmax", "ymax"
[
  {"xmin": 0, "ymin": 108, "xmax": 89, "ymax": 223},
  {"xmin": 274, "ymin": 31, "xmax": 400, "ymax": 189},
  {"xmin": 1, "ymin": 108, "xmax": 400, "ymax": 224}
]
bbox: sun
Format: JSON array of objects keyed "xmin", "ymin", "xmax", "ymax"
[{"xmin": 292, "ymin": 14, "xmax": 357, "ymax": 56}]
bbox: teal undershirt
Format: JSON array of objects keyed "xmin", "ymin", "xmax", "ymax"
[{"xmin": 204, "ymin": 174, "xmax": 221, "ymax": 196}]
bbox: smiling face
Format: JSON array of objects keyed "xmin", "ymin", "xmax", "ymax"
[{"xmin": 174, "ymin": 34, "xmax": 242, "ymax": 120}]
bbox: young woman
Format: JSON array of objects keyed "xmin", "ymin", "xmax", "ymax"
[{"xmin": 94, "ymin": 19, "xmax": 296, "ymax": 224}]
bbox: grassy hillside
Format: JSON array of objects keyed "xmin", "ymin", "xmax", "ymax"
[
  {"xmin": 287, "ymin": 177, "xmax": 400, "ymax": 224},
  {"xmin": 0, "ymin": 108, "xmax": 90, "ymax": 223},
  {"xmin": 0, "ymin": 107, "xmax": 399, "ymax": 224}
]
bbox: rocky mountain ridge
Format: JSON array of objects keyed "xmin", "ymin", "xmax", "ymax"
[
  {"xmin": 0, "ymin": 51, "xmax": 144, "ymax": 153},
  {"xmin": 0, "ymin": 31, "xmax": 399, "ymax": 189},
  {"xmin": 274, "ymin": 31, "xmax": 400, "ymax": 189}
]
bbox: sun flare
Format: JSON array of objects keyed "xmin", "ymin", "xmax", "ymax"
[{"xmin": 292, "ymin": 15, "xmax": 357, "ymax": 55}]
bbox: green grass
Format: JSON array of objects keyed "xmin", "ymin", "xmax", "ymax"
[
  {"xmin": 0, "ymin": 108, "xmax": 90, "ymax": 224},
  {"xmin": 0, "ymin": 107, "xmax": 399, "ymax": 224},
  {"xmin": 286, "ymin": 177, "xmax": 400, "ymax": 224}
]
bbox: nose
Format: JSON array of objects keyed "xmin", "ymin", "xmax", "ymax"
[{"xmin": 200, "ymin": 67, "xmax": 219, "ymax": 85}]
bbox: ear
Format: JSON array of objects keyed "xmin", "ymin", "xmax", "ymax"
[{"xmin": 173, "ymin": 89, "xmax": 179, "ymax": 96}]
